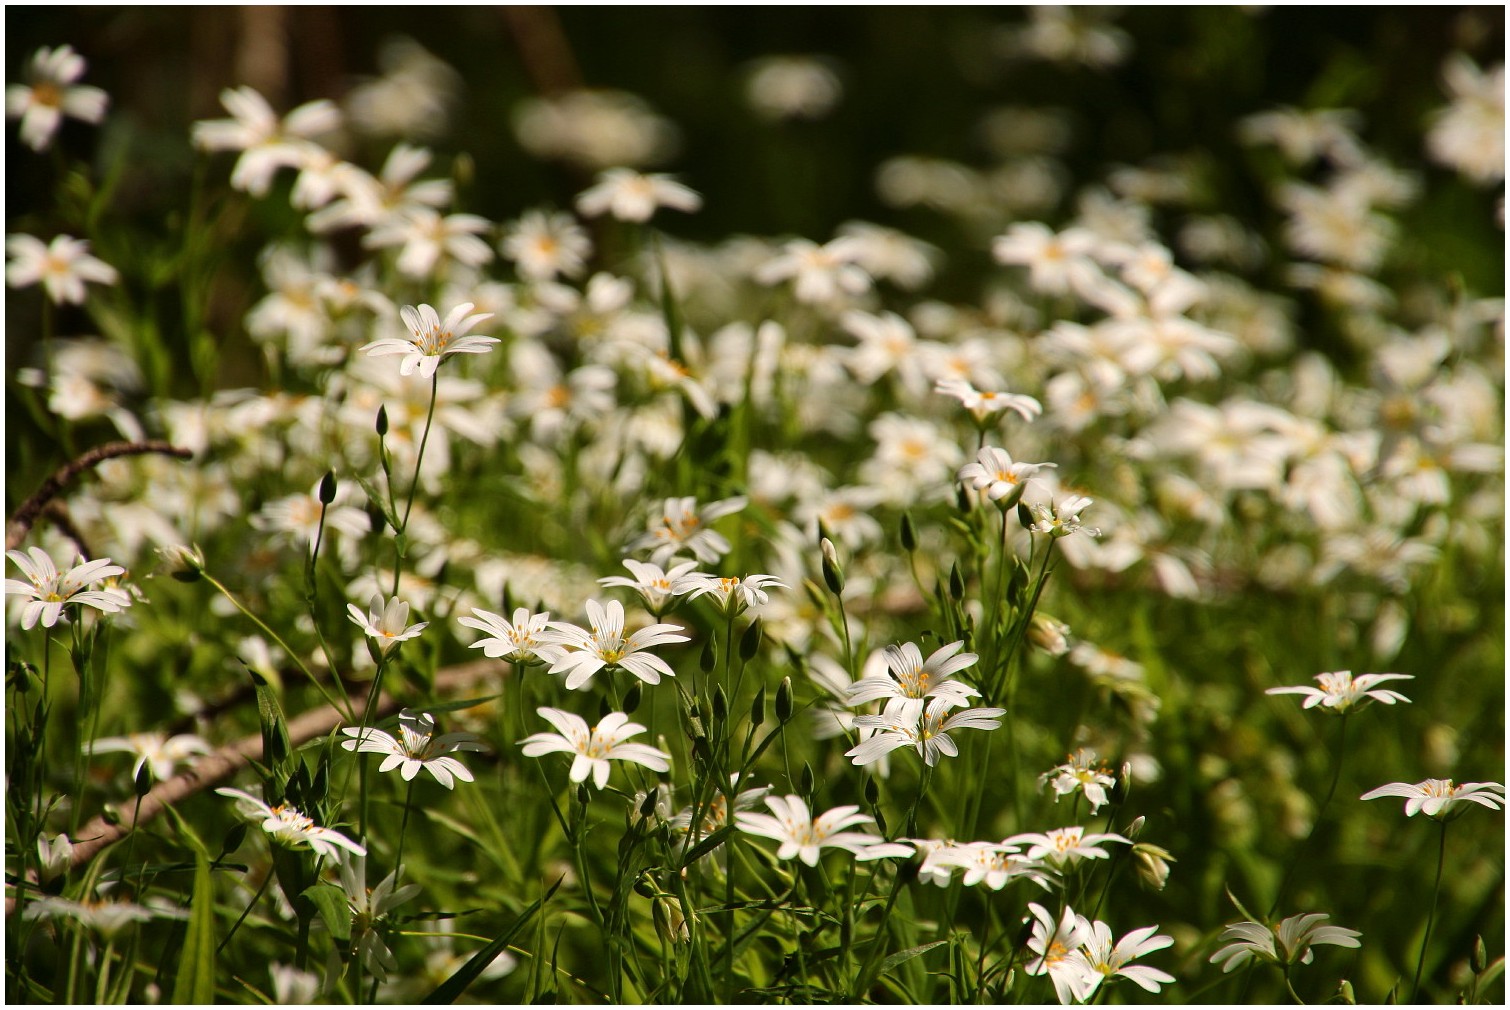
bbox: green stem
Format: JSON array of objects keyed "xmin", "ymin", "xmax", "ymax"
[
  {"xmin": 393, "ymin": 775, "xmax": 417, "ymax": 881},
  {"xmin": 1411, "ymin": 820, "xmax": 1448, "ymax": 1002},
  {"xmin": 1268, "ymin": 715, "xmax": 1349, "ymax": 919},
  {"xmin": 203, "ymin": 572, "xmax": 354, "ymax": 720},
  {"xmin": 392, "ymin": 372, "xmax": 440, "ymax": 598}
]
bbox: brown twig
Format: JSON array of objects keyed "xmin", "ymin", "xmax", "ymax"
[
  {"xmin": 6, "ymin": 658, "xmax": 503, "ymax": 911},
  {"xmin": 6, "ymin": 440, "xmax": 195, "ymax": 552}
]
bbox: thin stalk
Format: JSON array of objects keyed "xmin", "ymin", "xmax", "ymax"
[
  {"xmin": 1411, "ymin": 820, "xmax": 1448, "ymax": 1002},
  {"xmin": 1268, "ymin": 715, "xmax": 1349, "ymax": 919},
  {"xmin": 203, "ymin": 572, "xmax": 354, "ymax": 720},
  {"xmin": 392, "ymin": 372, "xmax": 440, "ymax": 598},
  {"xmin": 392, "ymin": 776, "xmax": 418, "ymax": 883}
]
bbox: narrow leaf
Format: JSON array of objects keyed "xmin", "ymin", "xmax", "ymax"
[
  {"xmin": 170, "ymin": 852, "xmax": 216, "ymax": 1004},
  {"xmin": 422, "ymin": 877, "xmax": 561, "ymax": 1004}
]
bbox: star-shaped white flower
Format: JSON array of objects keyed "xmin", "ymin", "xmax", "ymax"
[
  {"xmin": 519, "ymin": 707, "xmax": 670, "ymax": 789},
  {"xmin": 1266, "ymin": 670, "xmax": 1413, "ymax": 714},
  {"xmin": 346, "ymin": 593, "xmax": 427, "ymax": 654},
  {"xmin": 1360, "ymin": 778, "xmax": 1505, "ymax": 819},
  {"xmin": 542, "ymin": 598, "xmax": 688, "ymax": 691},
  {"xmin": 6, "ymin": 546, "xmax": 131, "ymax": 629},
  {"xmin": 6, "ymin": 45, "xmax": 109, "ymax": 151},
  {"xmin": 6, "ymin": 234, "xmax": 118, "ymax": 305},
  {"xmin": 361, "ymin": 302, "xmax": 497, "ymax": 378},
  {"xmin": 459, "ymin": 606, "xmax": 564, "ymax": 666},
  {"xmin": 734, "ymin": 794, "xmax": 884, "ymax": 867},
  {"xmin": 216, "ymin": 787, "xmax": 366, "ymax": 861},
  {"xmin": 958, "ymin": 445, "xmax": 1057, "ymax": 507},
  {"xmin": 340, "ymin": 710, "xmax": 486, "ymax": 789}
]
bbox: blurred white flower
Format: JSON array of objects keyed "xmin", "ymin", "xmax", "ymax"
[
  {"xmin": 87, "ymin": 730, "xmax": 212, "ymax": 782},
  {"xmin": 192, "ymin": 86, "xmax": 341, "ymax": 197},
  {"xmin": 6, "ymin": 44, "xmax": 108, "ymax": 151},
  {"xmin": 501, "ymin": 210, "xmax": 591, "ymax": 282},
  {"xmin": 627, "ymin": 495, "xmax": 748, "ymax": 566},
  {"xmin": 755, "ymin": 237, "xmax": 871, "ymax": 305},
  {"xmin": 365, "ymin": 209, "xmax": 494, "ymax": 279},
  {"xmin": 345, "ymin": 36, "xmax": 460, "ymax": 141},
  {"xmin": 6, "ymin": 234, "xmax": 118, "ymax": 305},
  {"xmin": 1426, "ymin": 54, "xmax": 1504, "ymax": 185},
  {"xmin": 1041, "ymin": 748, "xmax": 1117, "ymax": 812},
  {"xmin": 514, "ymin": 89, "xmax": 679, "ymax": 170},
  {"xmin": 577, "ymin": 168, "xmax": 702, "ymax": 223},
  {"xmin": 745, "ymin": 55, "xmax": 843, "ymax": 121},
  {"xmin": 958, "ymin": 445, "xmax": 1057, "ymax": 507}
]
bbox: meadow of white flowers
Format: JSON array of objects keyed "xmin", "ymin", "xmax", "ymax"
[{"xmin": 5, "ymin": 8, "xmax": 1504, "ymax": 1004}]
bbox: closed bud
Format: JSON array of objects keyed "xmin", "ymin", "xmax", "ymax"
[
  {"xmin": 156, "ymin": 543, "xmax": 206, "ymax": 583},
  {"xmin": 622, "ymin": 681, "xmax": 643, "ymax": 715},
  {"xmin": 1016, "ymin": 502, "xmax": 1033, "ymax": 531},
  {"xmin": 576, "ymin": 784, "xmax": 591, "ymax": 806},
  {"xmin": 799, "ymin": 762, "xmax": 815, "ymax": 798},
  {"xmin": 633, "ymin": 872, "xmax": 657, "ymax": 899},
  {"xmin": 1337, "ymin": 980, "xmax": 1356, "ymax": 1005},
  {"xmin": 135, "ymin": 763, "xmax": 153, "ymax": 798},
  {"xmin": 375, "ymin": 405, "xmax": 389, "ymax": 436},
  {"xmin": 1126, "ymin": 815, "xmax": 1145, "ymax": 840},
  {"xmin": 864, "ymin": 776, "xmax": 880, "ymax": 806},
  {"xmin": 899, "ymin": 511, "xmax": 917, "ymax": 552},
  {"xmin": 220, "ymin": 822, "xmax": 248, "ymax": 859},
  {"xmin": 36, "ymin": 835, "xmax": 73, "ymax": 883},
  {"xmin": 820, "ymin": 538, "xmax": 845, "ymax": 595},
  {"xmin": 949, "ymin": 562, "xmax": 965, "ymax": 601},
  {"xmin": 1027, "ymin": 613, "xmax": 1071, "ymax": 656},
  {"xmin": 318, "ymin": 470, "xmax": 338, "ymax": 505},
  {"xmin": 749, "ymin": 685, "xmax": 766, "ymax": 729},
  {"xmin": 1131, "ymin": 842, "xmax": 1175, "ymax": 891},
  {"xmin": 700, "ymin": 633, "xmax": 717, "ymax": 673},
  {"xmin": 956, "ymin": 483, "xmax": 972, "ymax": 514},
  {"xmin": 739, "ymin": 619, "xmax": 763, "ymax": 661},
  {"xmin": 640, "ymin": 790, "xmax": 660, "ymax": 819},
  {"xmin": 1473, "ymin": 935, "xmax": 1487, "ymax": 973},
  {"xmin": 713, "ymin": 686, "xmax": 728, "ymax": 722},
  {"xmin": 775, "ymin": 676, "xmax": 794, "ymax": 723}
]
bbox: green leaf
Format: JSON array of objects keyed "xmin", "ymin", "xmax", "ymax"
[
  {"xmin": 244, "ymin": 662, "xmax": 292, "ymax": 793},
  {"xmin": 423, "ymin": 877, "xmax": 560, "ymax": 1004},
  {"xmin": 677, "ymin": 824, "xmax": 736, "ymax": 869},
  {"xmin": 354, "ymin": 473, "xmax": 400, "ymax": 532},
  {"xmin": 302, "ymin": 881, "xmax": 351, "ymax": 943},
  {"xmin": 170, "ymin": 852, "xmax": 217, "ymax": 1004},
  {"xmin": 880, "ymin": 938, "xmax": 952, "ymax": 974}
]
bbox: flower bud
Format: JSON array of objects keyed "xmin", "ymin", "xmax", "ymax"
[
  {"xmin": 775, "ymin": 676, "xmax": 794, "ymax": 724},
  {"xmin": 739, "ymin": 619, "xmax": 763, "ymax": 661},
  {"xmin": 713, "ymin": 685, "xmax": 728, "ymax": 722},
  {"xmin": 318, "ymin": 470, "xmax": 338, "ymax": 505},
  {"xmin": 1016, "ymin": 502, "xmax": 1034, "ymax": 531},
  {"xmin": 948, "ymin": 562, "xmax": 965, "ymax": 602},
  {"xmin": 749, "ymin": 685, "xmax": 766, "ymax": 729},
  {"xmin": 820, "ymin": 537, "xmax": 845, "ymax": 595},
  {"xmin": 36, "ymin": 834, "xmax": 73, "ymax": 883},
  {"xmin": 1131, "ymin": 842, "xmax": 1175, "ymax": 891},
  {"xmin": 375, "ymin": 405, "xmax": 389, "ymax": 436},
  {"xmin": 700, "ymin": 633, "xmax": 717, "ymax": 673},
  {"xmin": 155, "ymin": 543, "xmax": 206, "ymax": 583},
  {"xmin": 799, "ymin": 761, "xmax": 815, "ymax": 799},
  {"xmin": 622, "ymin": 681, "xmax": 643, "ymax": 715},
  {"xmin": 1337, "ymin": 980, "xmax": 1356, "ymax": 1005},
  {"xmin": 1473, "ymin": 935, "xmax": 1487, "ymax": 973},
  {"xmin": 899, "ymin": 511, "xmax": 917, "ymax": 552},
  {"xmin": 1027, "ymin": 613, "xmax": 1071, "ymax": 656}
]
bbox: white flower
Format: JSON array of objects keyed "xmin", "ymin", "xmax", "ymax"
[
  {"xmin": 6, "ymin": 234, "xmax": 118, "ymax": 305},
  {"xmin": 458, "ymin": 606, "xmax": 564, "ymax": 666},
  {"xmin": 346, "ymin": 594, "xmax": 427, "ymax": 654},
  {"xmin": 958, "ymin": 445, "xmax": 1057, "ymax": 507},
  {"xmin": 576, "ymin": 168, "xmax": 702, "ymax": 222},
  {"xmin": 847, "ymin": 696, "xmax": 1005, "ymax": 767},
  {"xmin": 1209, "ymin": 912, "xmax": 1361, "ymax": 973},
  {"xmin": 5, "ymin": 546, "xmax": 131, "ymax": 629},
  {"xmin": 1360, "ymin": 778, "xmax": 1506, "ymax": 819},
  {"xmin": 1265, "ymin": 670, "xmax": 1413, "ymax": 713},
  {"xmin": 361, "ymin": 302, "xmax": 497, "ymax": 378},
  {"xmin": 598, "ymin": 559, "xmax": 700, "ymax": 615},
  {"xmin": 542, "ymin": 598, "xmax": 689, "ymax": 690},
  {"xmin": 1004, "ymin": 826, "xmax": 1130, "ymax": 870},
  {"xmin": 1025, "ymin": 902, "xmax": 1097, "ymax": 1005},
  {"xmin": 216, "ymin": 787, "xmax": 366, "ymax": 860},
  {"xmin": 340, "ymin": 710, "xmax": 485, "ymax": 789},
  {"xmin": 745, "ymin": 56, "xmax": 843, "ymax": 121},
  {"xmin": 627, "ymin": 495, "xmax": 748, "ymax": 566},
  {"xmin": 674, "ymin": 572, "xmax": 785, "ymax": 618},
  {"xmin": 754, "ymin": 237, "xmax": 871, "ymax": 305},
  {"xmin": 192, "ymin": 86, "xmax": 341, "ymax": 197},
  {"xmin": 501, "ymin": 209, "xmax": 591, "ymax": 281},
  {"xmin": 339, "ymin": 854, "xmax": 422, "ymax": 982},
  {"xmin": 6, "ymin": 45, "xmax": 109, "ymax": 151},
  {"xmin": 991, "ymin": 222, "xmax": 1103, "ymax": 298},
  {"xmin": 23, "ymin": 894, "xmax": 183, "ymax": 939},
  {"xmin": 36, "ymin": 834, "xmax": 74, "ymax": 882},
  {"xmin": 87, "ymin": 731, "xmax": 212, "ymax": 782},
  {"xmin": 519, "ymin": 707, "xmax": 670, "ymax": 789},
  {"xmin": 1028, "ymin": 496, "xmax": 1100, "ymax": 539},
  {"xmin": 1426, "ymin": 55, "xmax": 1505, "ymax": 185},
  {"xmin": 1040, "ymin": 748, "xmax": 1117, "ymax": 812},
  {"xmin": 1064, "ymin": 920, "xmax": 1176, "ymax": 1000},
  {"xmin": 845, "ymin": 640, "xmax": 982, "ymax": 722},
  {"xmin": 365, "ymin": 208, "xmax": 494, "ymax": 278},
  {"xmin": 926, "ymin": 840, "xmax": 1049, "ymax": 891},
  {"xmin": 734, "ymin": 794, "xmax": 883, "ymax": 866},
  {"xmin": 935, "ymin": 378, "xmax": 1043, "ymax": 424}
]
